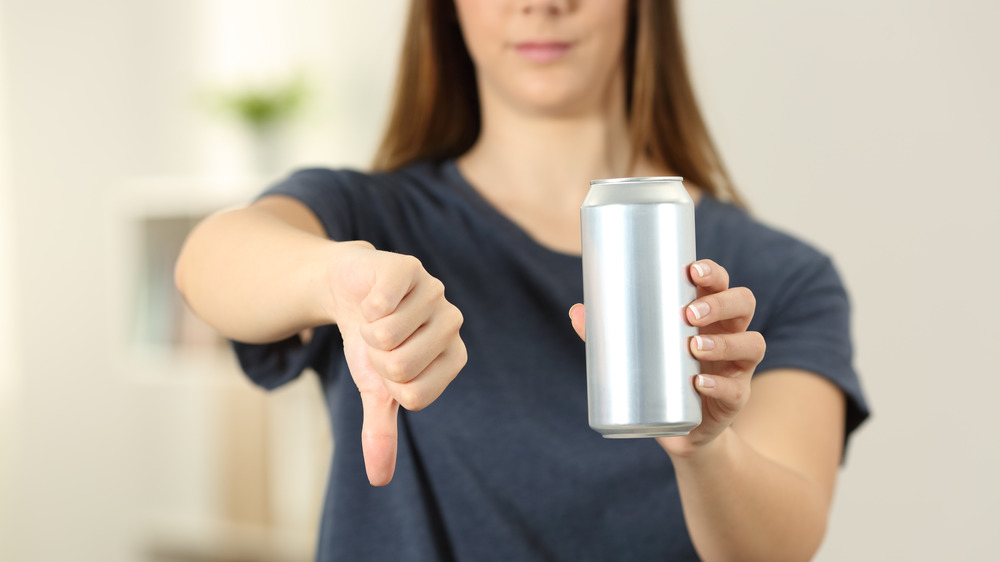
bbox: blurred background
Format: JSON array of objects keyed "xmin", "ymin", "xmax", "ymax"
[{"xmin": 0, "ymin": 1, "xmax": 997, "ymax": 561}]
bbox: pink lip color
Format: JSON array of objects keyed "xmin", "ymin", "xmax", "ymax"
[{"xmin": 514, "ymin": 42, "xmax": 572, "ymax": 63}]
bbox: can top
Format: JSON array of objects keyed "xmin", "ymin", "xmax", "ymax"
[
  {"xmin": 590, "ymin": 176, "xmax": 683, "ymax": 186},
  {"xmin": 583, "ymin": 176, "xmax": 691, "ymax": 207}
]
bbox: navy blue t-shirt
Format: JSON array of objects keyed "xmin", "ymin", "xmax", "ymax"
[{"xmin": 233, "ymin": 160, "xmax": 869, "ymax": 561}]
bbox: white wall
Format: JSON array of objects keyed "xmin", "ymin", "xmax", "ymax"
[
  {"xmin": 683, "ymin": 1, "xmax": 1000, "ymax": 559},
  {"xmin": 0, "ymin": 1, "xmax": 406, "ymax": 561},
  {"xmin": 0, "ymin": 0, "xmax": 24, "ymax": 558},
  {"xmin": 3, "ymin": 0, "xmax": 165, "ymax": 559}
]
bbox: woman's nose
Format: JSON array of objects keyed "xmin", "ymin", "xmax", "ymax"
[{"xmin": 520, "ymin": 0, "xmax": 569, "ymax": 17}]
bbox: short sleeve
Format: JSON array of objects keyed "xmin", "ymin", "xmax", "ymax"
[
  {"xmin": 229, "ymin": 169, "xmax": 361, "ymax": 390},
  {"xmin": 754, "ymin": 255, "xmax": 870, "ymax": 441},
  {"xmin": 232, "ymin": 325, "xmax": 339, "ymax": 390},
  {"xmin": 255, "ymin": 168, "xmax": 367, "ymax": 242}
]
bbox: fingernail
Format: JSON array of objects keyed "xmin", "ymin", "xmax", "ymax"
[
  {"xmin": 568, "ymin": 304, "xmax": 580, "ymax": 320},
  {"xmin": 693, "ymin": 335, "xmax": 715, "ymax": 351},
  {"xmin": 688, "ymin": 301, "xmax": 710, "ymax": 321},
  {"xmin": 693, "ymin": 262, "xmax": 710, "ymax": 278},
  {"xmin": 697, "ymin": 375, "xmax": 716, "ymax": 388}
]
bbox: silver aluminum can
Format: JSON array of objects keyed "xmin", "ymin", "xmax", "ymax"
[{"xmin": 581, "ymin": 177, "xmax": 701, "ymax": 438}]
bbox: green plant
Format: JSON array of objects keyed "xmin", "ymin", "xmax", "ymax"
[{"xmin": 203, "ymin": 74, "xmax": 308, "ymax": 130}]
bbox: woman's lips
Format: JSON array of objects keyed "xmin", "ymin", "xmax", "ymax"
[{"xmin": 514, "ymin": 41, "xmax": 573, "ymax": 63}]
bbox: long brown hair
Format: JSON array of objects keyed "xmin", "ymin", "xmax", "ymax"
[{"xmin": 372, "ymin": 0, "xmax": 744, "ymax": 205}]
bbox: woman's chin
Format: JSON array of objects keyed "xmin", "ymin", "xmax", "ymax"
[
  {"xmin": 510, "ymin": 88, "xmax": 602, "ymax": 118},
  {"xmin": 498, "ymin": 67, "xmax": 617, "ymax": 118}
]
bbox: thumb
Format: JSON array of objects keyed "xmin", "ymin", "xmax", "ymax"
[
  {"xmin": 359, "ymin": 385, "xmax": 400, "ymax": 486},
  {"xmin": 569, "ymin": 303, "xmax": 586, "ymax": 341},
  {"xmin": 341, "ymin": 324, "xmax": 400, "ymax": 486}
]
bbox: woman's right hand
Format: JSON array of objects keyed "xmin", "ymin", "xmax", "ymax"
[{"xmin": 326, "ymin": 241, "xmax": 467, "ymax": 486}]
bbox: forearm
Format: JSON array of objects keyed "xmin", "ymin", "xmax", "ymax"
[
  {"xmin": 670, "ymin": 428, "xmax": 831, "ymax": 562},
  {"xmin": 175, "ymin": 206, "xmax": 338, "ymax": 343}
]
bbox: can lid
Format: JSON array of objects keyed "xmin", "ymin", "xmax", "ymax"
[
  {"xmin": 582, "ymin": 176, "xmax": 691, "ymax": 207},
  {"xmin": 590, "ymin": 176, "xmax": 683, "ymax": 186}
]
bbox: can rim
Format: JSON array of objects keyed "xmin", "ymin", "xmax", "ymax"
[{"xmin": 590, "ymin": 176, "xmax": 684, "ymax": 185}]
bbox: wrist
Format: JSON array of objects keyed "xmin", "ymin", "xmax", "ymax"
[
  {"xmin": 321, "ymin": 240, "xmax": 375, "ymax": 325},
  {"xmin": 661, "ymin": 425, "xmax": 736, "ymax": 466}
]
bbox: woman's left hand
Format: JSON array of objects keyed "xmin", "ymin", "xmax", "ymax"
[{"xmin": 568, "ymin": 259, "xmax": 765, "ymax": 458}]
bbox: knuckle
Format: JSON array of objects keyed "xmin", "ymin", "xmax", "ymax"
[
  {"xmin": 751, "ymin": 331, "xmax": 766, "ymax": 359},
  {"xmin": 396, "ymin": 390, "xmax": 418, "ymax": 411},
  {"xmin": 731, "ymin": 382, "xmax": 750, "ymax": 406},
  {"xmin": 397, "ymin": 386, "xmax": 428, "ymax": 411},
  {"xmin": 454, "ymin": 341, "xmax": 469, "ymax": 371},
  {"xmin": 345, "ymin": 239, "xmax": 375, "ymax": 252},
  {"xmin": 363, "ymin": 295, "xmax": 395, "ymax": 322},
  {"xmin": 383, "ymin": 354, "xmax": 413, "ymax": 383},
  {"xmin": 372, "ymin": 325, "xmax": 398, "ymax": 350},
  {"xmin": 403, "ymin": 254, "xmax": 423, "ymax": 274},
  {"xmin": 705, "ymin": 294, "xmax": 724, "ymax": 316},
  {"xmin": 428, "ymin": 276, "xmax": 446, "ymax": 298},
  {"xmin": 366, "ymin": 293, "xmax": 389, "ymax": 313},
  {"xmin": 714, "ymin": 335, "xmax": 729, "ymax": 355}
]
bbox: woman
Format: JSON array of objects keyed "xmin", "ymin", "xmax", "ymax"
[{"xmin": 176, "ymin": 1, "xmax": 869, "ymax": 560}]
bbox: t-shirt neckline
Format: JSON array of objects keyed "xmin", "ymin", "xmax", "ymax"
[
  {"xmin": 441, "ymin": 159, "xmax": 585, "ymax": 262},
  {"xmin": 440, "ymin": 159, "xmax": 712, "ymax": 262}
]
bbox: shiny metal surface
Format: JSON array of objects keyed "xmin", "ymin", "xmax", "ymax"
[{"xmin": 581, "ymin": 177, "xmax": 701, "ymax": 437}]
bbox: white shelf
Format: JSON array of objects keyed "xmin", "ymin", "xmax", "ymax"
[
  {"xmin": 109, "ymin": 173, "xmax": 328, "ymax": 562},
  {"xmin": 116, "ymin": 175, "xmax": 274, "ymax": 219},
  {"xmin": 111, "ymin": 174, "xmax": 267, "ymax": 384}
]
